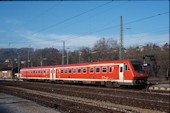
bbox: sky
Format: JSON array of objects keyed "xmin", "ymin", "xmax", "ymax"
[{"xmin": 0, "ymin": 1, "xmax": 169, "ymax": 50}]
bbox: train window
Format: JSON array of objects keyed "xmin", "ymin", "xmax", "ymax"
[
  {"xmin": 73, "ymin": 68, "xmax": 76, "ymax": 73},
  {"xmin": 102, "ymin": 67, "xmax": 107, "ymax": 73},
  {"xmin": 109, "ymin": 66, "xmax": 112, "ymax": 73},
  {"xmin": 90, "ymin": 67, "xmax": 94, "ymax": 73},
  {"xmin": 44, "ymin": 70, "xmax": 47, "ymax": 73},
  {"xmin": 61, "ymin": 70, "xmax": 64, "ymax": 73},
  {"xmin": 69, "ymin": 69, "xmax": 72, "ymax": 73},
  {"xmin": 125, "ymin": 65, "xmax": 130, "ymax": 71},
  {"xmin": 78, "ymin": 68, "xmax": 81, "ymax": 73},
  {"xmin": 120, "ymin": 67, "xmax": 123, "ymax": 72},
  {"xmin": 83, "ymin": 68, "xmax": 87, "ymax": 73},
  {"xmin": 96, "ymin": 67, "xmax": 100, "ymax": 73},
  {"xmin": 65, "ymin": 69, "xmax": 67, "ymax": 73}
]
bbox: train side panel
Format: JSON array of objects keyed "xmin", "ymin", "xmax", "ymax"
[
  {"xmin": 56, "ymin": 64, "xmax": 121, "ymax": 82},
  {"xmin": 20, "ymin": 60, "xmax": 148, "ymax": 86},
  {"xmin": 20, "ymin": 67, "xmax": 55, "ymax": 80}
]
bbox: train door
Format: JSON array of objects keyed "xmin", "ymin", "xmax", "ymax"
[
  {"xmin": 53, "ymin": 68, "xmax": 56, "ymax": 80},
  {"xmin": 119, "ymin": 64, "xmax": 124, "ymax": 82},
  {"xmin": 50, "ymin": 68, "xmax": 53, "ymax": 80},
  {"xmin": 57, "ymin": 69, "xmax": 60, "ymax": 78},
  {"xmin": 50, "ymin": 68, "xmax": 56, "ymax": 80}
]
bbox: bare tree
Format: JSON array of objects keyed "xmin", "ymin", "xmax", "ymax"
[{"xmin": 92, "ymin": 37, "xmax": 119, "ymax": 61}]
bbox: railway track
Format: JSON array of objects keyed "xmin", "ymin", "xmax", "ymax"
[{"xmin": 0, "ymin": 80, "xmax": 169, "ymax": 113}]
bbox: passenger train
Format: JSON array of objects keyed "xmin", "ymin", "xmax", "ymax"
[{"xmin": 20, "ymin": 60, "xmax": 148, "ymax": 87}]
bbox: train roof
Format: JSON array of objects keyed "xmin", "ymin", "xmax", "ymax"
[{"xmin": 21, "ymin": 59, "xmax": 141, "ymax": 70}]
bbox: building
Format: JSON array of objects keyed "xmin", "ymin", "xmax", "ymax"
[{"xmin": 0, "ymin": 70, "xmax": 12, "ymax": 79}]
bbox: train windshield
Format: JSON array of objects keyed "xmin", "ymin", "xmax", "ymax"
[{"xmin": 132, "ymin": 62, "xmax": 145, "ymax": 74}]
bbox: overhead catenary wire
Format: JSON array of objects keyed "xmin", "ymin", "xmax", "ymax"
[
  {"xmin": 65, "ymin": 11, "xmax": 169, "ymax": 41},
  {"xmin": 8, "ymin": 1, "xmax": 112, "ymax": 46},
  {"xmin": 1, "ymin": 11, "xmax": 169, "ymax": 48},
  {"xmin": 54, "ymin": 2, "xmax": 127, "ymax": 34},
  {"xmin": 31, "ymin": 1, "xmax": 112, "ymax": 36},
  {"xmin": 1, "ymin": 2, "xmax": 61, "ymax": 43},
  {"xmin": 1, "ymin": 1, "xmax": 168, "ymax": 49},
  {"xmin": 21, "ymin": 2, "xmax": 61, "ymax": 27}
]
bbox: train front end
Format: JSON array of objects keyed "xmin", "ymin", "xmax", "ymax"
[{"xmin": 131, "ymin": 60, "xmax": 148, "ymax": 85}]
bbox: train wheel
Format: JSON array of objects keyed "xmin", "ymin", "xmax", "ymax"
[
  {"xmin": 22, "ymin": 79, "xmax": 27, "ymax": 81},
  {"xmin": 105, "ymin": 81, "xmax": 114, "ymax": 87},
  {"xmin": 56, "ymin": 80, "xmax": 64, "ymax": 84},
  {"xmin": 105, "ymin": 82, "xmax": 120, "ymax": 88},
  {"xmin": 113, "ymin": 82, "xmax": 120, "ymax": 88}
]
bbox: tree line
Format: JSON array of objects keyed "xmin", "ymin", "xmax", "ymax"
[{"xmin": 0, "ymin": 38, "xmax": 169, "ymax": 80}]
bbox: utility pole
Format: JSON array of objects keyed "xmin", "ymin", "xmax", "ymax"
[
  {"xmin": 67, "ymin": 48, "xmax": 69, "ymax": 64},
  {"xmin": 79, "ymin": 51, "xmax": 81, "ymax": 63},
  {"xmin": 40, "ymin": 56, "xmax": 43, "ymax": 66},
  {"xmin": 119, "ymin": 16, "xmax": 123, "ymax": 59},
  {"xmin": 17, "ymin": 53, "xmax": 20, "ymax": 77},
  {"xmin": 62, "ymin": 41, "xmax": 65, "ymax": 65},
  {"xmin": 27, "ymin": 47, "xmax": 30, "ymax": 67}
]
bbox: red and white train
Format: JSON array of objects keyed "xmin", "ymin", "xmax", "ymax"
[{"xmin": 20, "ymin": 60, "xmax": 148, "ymax": 87}]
